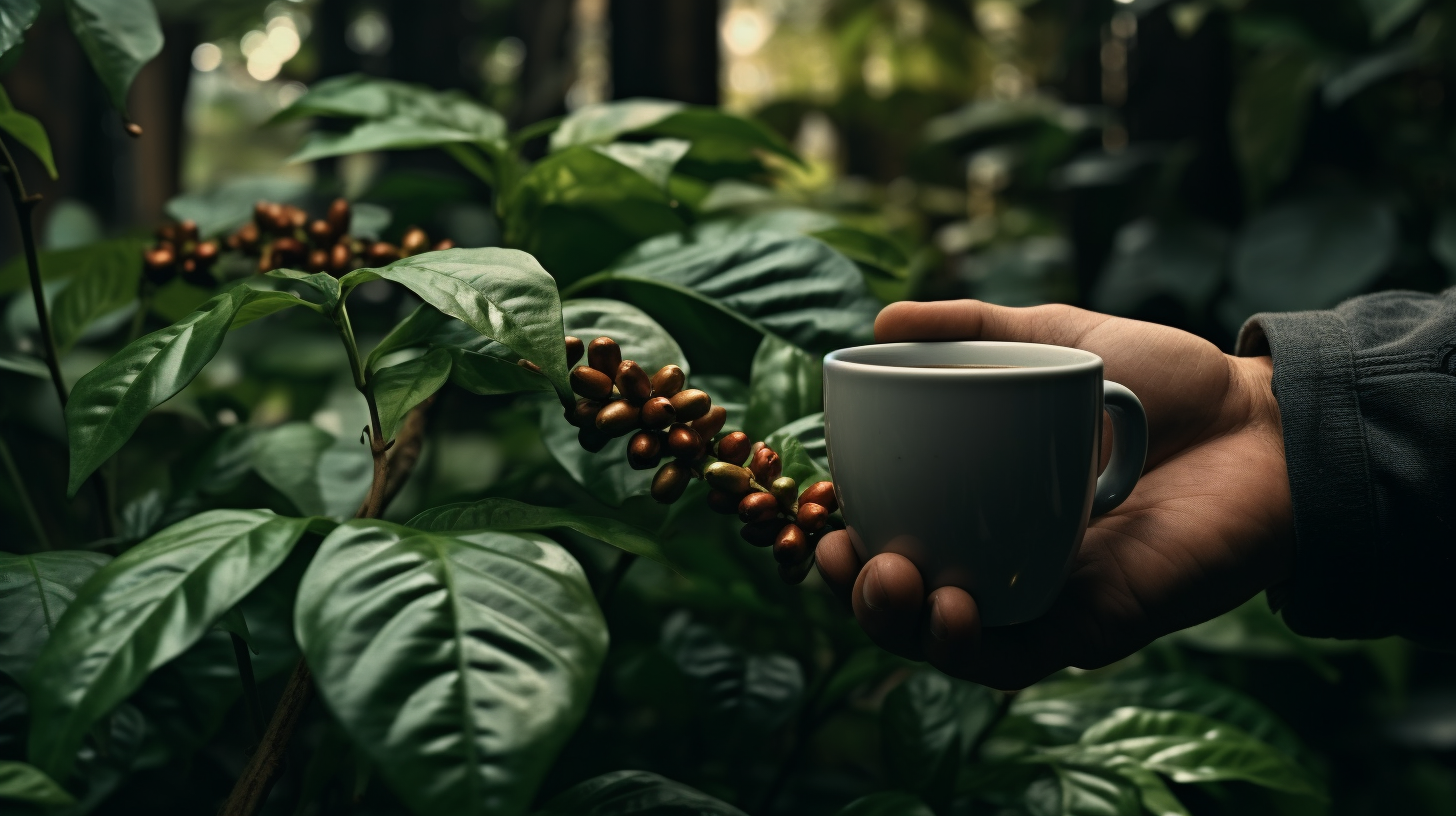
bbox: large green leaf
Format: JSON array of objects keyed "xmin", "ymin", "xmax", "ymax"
[
  {"xmin": 1025, "ymin": 765, "xmax": 1141, "ymax": 816},
  {"xmin": 569, "ymin": 229, "xmax": 877, "ymax": 379},
  {"xmin": 267, "ymin": 268, "xmax": 342, "ymax": 311},
  {"xmin": 660, "ymin": 612, "xmax": 803, "ymax": 747},
  {"xmin": 537, "ymin": 398, "xmax": 651, "ymax": 506},
  {"xmin": 62, "ymin": 0, "xmax": 163, "ymax": 115},
  {"xmin": 49, "ymin": 241, "xmax": 143, "ymax": 352},
  {"xmin": 594, "ymin": 138, "xmax": 691, "ymax": 190},
  {"xmin": 1091, "ymin": 218, "xmax": 1229, "ymax": 318},
  {"xmin": 406, "ymin": 496, "xmax": 673, "ymax": 568},
  {"xmin": 252, "ymin": 422, "xmax": 372, "ymax": 519},
  {"xmin": 0, "ymin": 84, "xmax": 54, "ymax": 178},
  {"xmin": 0, "ymin": 0, "xmax": 38, "ymax": 61},
  {"xmin": 0, "ymin": 761, "xmax": 74, "ymax": 807},
  {"xmin": 764, "ymin": 412, "xmax": 829, "ymax": 476},
  {"xmin": 744, "ymin": 334, "xmax": 822, "ymax": 442},
  {"xmin": 296, "ymin": 521, "xmax": 608, "ymax": 816},
  {"xmin": 340, "ymin": 248, "xmax": 571, "ymax": 404},
  {"xmin": 883, "ymin": 670, "xmax": 1001, "ymax": 806},
  {"xmin": 550, "ymin": 98, "xmax": 686, "ymax": 150},
  {"xmin": 0, "ymin": 238, "xmax": 147, "ymax": 297},
  {"xmin": 563, "ymin": 298, "xmax": 691, "ymax": 376},
  {"xmin": 1112, "ymin": 763, "xmax": 1190, "ymax": 816},
  {"xmin": 372, "ymin": 347, "xmax": 451, "ymax": 440},
  {"xmin": 0, "ymin": 552, "xmax": 110, "ymax": 685},
  {"xmin": 64, "ymin": 286, "xmax": 305, "ymax": 495},
  {"xmin": 1230, "ymin": 46, "xmax": 1321, "ymax": 205},
  {"xmin": 449, "ymin": 349, "xmax": 554, "ymax": 396},
  {"xmin": 538, "ymin": 770, "xmax": 748, "ymax": 815},
  {"xmin": 26, "ymin": 510, "xmax": 319, "ymax": 778},
  {"xmin": 551, "ymin": 98, "xmax": 795, "ymax": 168},
  {"xmin": 1050, "ymin": 707, "xmax": 1324, "ymax": 797},
  {"xmin": 837, "ymin": 792, "xmax": 935, "ymax": 816}
]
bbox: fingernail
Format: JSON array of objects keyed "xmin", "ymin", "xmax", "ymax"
[
  {"xmin": 929, "ymin": 599, "xmax": 950, "ymax": 641},
  {"xmin": 862, "ymin": 564, "xmax": 887, "ymax": 611}
]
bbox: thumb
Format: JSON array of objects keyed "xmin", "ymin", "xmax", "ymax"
[{"xmin": 874, "ymin": 300, "xmax": 1108, "ymax": 348}]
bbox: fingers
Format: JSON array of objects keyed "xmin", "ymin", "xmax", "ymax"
[
  {"xmin": 851, "ymin": 554, "xmax": 927, "ymax": 661},
  {"xmin": 814, "ymin": 530, "xmax": 861, "ymax": 610},
  {"xmin": 922, "ymin": 586, "xmax": 980, "ymax": 676},
  {"xmin": 874, "ymin": 300, "xmax": 1110, "ymax": 348}
]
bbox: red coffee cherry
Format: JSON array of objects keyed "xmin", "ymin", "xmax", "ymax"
[
  {"xmin": 690, "ymin": 405, "xmax": 727, "ymax": 440},
  {"xmin": 652, "ymin": 461, "xmax": 691, "ymax": 504},
  {"xmin": 328, "ymin": 242, "xmax": 352, "ymax": 275},
  {"xmin": 799, "ymin": 481, "xmax": 838, "ymax": 513},
  {"xmin": 570, "ymin": 366, "xmax": 614, "ymax": 401},
  {"xmin": 749, "ymin": 447, "xmax": 781, "ymax": 485},
  {"xmin": 433, "ymin": 238, "xmax": 455, "ymax": 251},
  {"xmin": 773, "ymin": 524, "xmax": 810, "ymax": 565},
  {"xmin": 308, "ymin": 219, "xmax": 334, "ymax": 246},
  {"xmin": 715, "ymin": 432, "xmax": 751, "ymax": 466},
  {"xmin": 567, "ymin": 398, "xmax": 602, "ymax": 428},
  {"xmin": 664, "ymin": 424, "xmax": 702, "ymax": 459},
  {"xmin": 796, "ymin": 502, "xmax": 828, "ymax": 534},
  {"xmin": 578, "ymin": 426, "xmax": 611, "ymax": 453},
  {"xmin": 627, "ymin": 431, "xmax": 662, "ymax": 470},
  {"xmin": 639, "ymin": 396, "xmax": 675, "ymax": 430},
  {"xmin": 650, "ymin": 365, "xmax": 685, "ymax": 398},
  {"xmin": 401, "ymin": 226, "xmax": 430, "ymax": 256},
  {"xmin": 595, "ymin": 400, "xmax": 641, "ymax": 437},
  {"xmin": 740, "ymin": 520, "xmax": 783, "ymax": 547},
  {"xmin": 669, "ymin": 389, "xmax": 711, "ymax": 423},
  {"xmin": 564, "ymin": 336, "xmax": 585, "ymax": 367},
  {"xmin": 616, "ymin": 361, "xmax": 652, "ymax": 404},
  {"xmin": 706, "ymin": 489, "xmax": 740, "ymax": 514},
  {"xmin": 326, "ymin": 197, "xmax": 352, "ymax": 235},
  {"xmin": 737, "ymin": 492, "xmax": 779, "ymax": 524},
  {"xmin": 367, "ymin": 242, "xmax": 401, "ymax": 266},
  {"xmin": 307, "ymin": 249, "xmax": 329, "ymax": 272},
  {"xmin": 178, "ymin": 219, "xmax": 199, "ymax": 242},
  {"xmin": 588, "ymin": 337, "xmax": 622, "ymax": 378}
]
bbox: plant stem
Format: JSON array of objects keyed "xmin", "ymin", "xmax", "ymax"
[
  {"xmin": 231, "ymin": 632, "xmax": 265, "ymax": 742},
  {"xmin": 596, "ymin": 551, "xmax": 637, "ymax": 606},
  {"xmin": 0, "ymin": 138, "xmax": 65, "ymax": 410},
  {"xmin": 218, "ymin": 659, "xmax": 314, "ymax": 816},
  {"xmin": 0, "ymin": 432, "xmax": 49, "ymax": 549},
  {"xmin": 967, "ymin": 689, "xmax": 1019, "ymax": 762}
]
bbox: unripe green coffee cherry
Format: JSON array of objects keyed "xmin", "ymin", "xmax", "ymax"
[
  {"xmin": 640, "ymin": 396, "xmax": 675, "ymax": 430},
  {"xmin": 669, "ymin": 389, "xmax": 711, "ymax": 423},
  {"xmin": 770, "ymin": 476, "xmax": 798, "ymax": 512},
  {"xmin": 706, "ymin": 489, "xmax": 740, "ymax": 514},
  {"xmin": 564, "ymin": 336, "xmax": 585, "ymax": 367},
  {"xmin": 664, "ymin": 424, "xmax": 702, "ymax": 459},
  {"xmin": 749, "ymin": 447, "xmax": 781, "ymax": 485},
  {"xmin": 737, "ymin": 491, "xmax": 779, "ymax": 524},
  {"xmin": 704, "ymin": 462, "xmax": 753, "ymax": 495},
  {"xmin": 715, "ymin": 432, "xmax": 751, "ymax": 466},
  {"xmin": 690, "ymin": 405, "xmax": 727, "ymax": 440},
  {"xmin": 773, "ymin": 523, "xmax": 810, "ymax": 565},
  {"xmin": 578, "ymin": 426, "xmax": 611, "ymax": 453},
  {"xmin": 799, "ymin": 481, "xmax": 838, "ymax": 513},
  {"xmin": 796, "ymin": 502, "xmax": 828, "ymax": 534},
  {"xmin": 650, "ymin": 365, "xmax": 685, "ymax": 398},
  {"xmin": 651, "ymin": 460, "xmax": 691, "ymax": 504},
  {"xmin": 627, "ymin": 431, "xmax": 662, "ymax": 470},
  {"xmin": 595, "ymin": 400, "xmax": 641, "ymax": 437},
  {"xmin": 588, "ymin": 337, "xmax": 622, "ymax": 378},
  {"xmin": 739, "ymin": 520, "xmax": 782, "ymax": 547},
  {"xmin": 616, "ymin": 360, "xmax": 652, "ymax": 404},
  {"xmin": 570, "ymin": 366, "xmax": 614, "ymax": 401}
]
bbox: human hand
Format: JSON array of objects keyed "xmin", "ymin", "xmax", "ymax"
[{"xmin": 816, "ymin": 300, "xmax": 1294, "ymax": 689}]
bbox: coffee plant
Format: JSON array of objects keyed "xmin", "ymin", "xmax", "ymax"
[{"xmin": 1, "ymin": 13, "xmax": 1422, "ymax": 815}]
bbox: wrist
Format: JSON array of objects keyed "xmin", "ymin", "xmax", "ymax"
[{"xmin": 1229, "ymin": 353, "xmax": 1297, "ymax": 587}]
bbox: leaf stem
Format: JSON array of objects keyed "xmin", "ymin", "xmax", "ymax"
[
  {"xmin": 0, "ymin": 432, "xmax": 49, "ymax": 549},
  {"xmin": 218, "ymin": 659, "xmax": 314, "ymax": 816},
  {"xmin": 230, "ymin": 632, "xmax": 265, "ymax": 741},
  {"xmin": 0, "ymin": 136, "xmax": 65, "ymax": 409},
  {"xmin": 967, "ymin": 689, "xmax": 1018, "ymax": 762}
]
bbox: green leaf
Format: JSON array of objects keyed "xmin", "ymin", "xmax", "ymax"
[
  {"xmin": 449, "ymin": 349, "xmax": 554, "ymax": 396},
  {"xmin": 0, "ymin": 84, "xmax": 55, "ymax": 178},
  {"xmin": 1056, "ymin": 707, "xmax": 1324, "ymax": 797},
  {"xmin": 62, "ymin": 0, "xmax": 163, "ymax": 115},
  {"xmin": 810, "ymin": 226, "xmax": 911, "ymax": 279},
  {"xmin": 570, "ymin": 229, "xmax": 877, "ymax": 379},
  {"xmin": 661, "ymin": 612, "xmax": 804, "ymax": 746},
  {"xmin": 764, "ymin": 412, "xmax": 829, "ymax": 476},
  {"xmin": 0, "ymin": 761, "xmax": 74, "ymax": 807},
  {"xmin": 64, "ymin": 286, "xmax": 284, "ymax": 495},
  {"xmin": 372, "ymin": 347, "xmax": 450, "ymax": 440},
  {"xmin": 214, "ymin": 607, "xmax": 255, "ymax": 654},
  {"xmin": 366, "ymin": 303, "xmax": 452, "ymax": 370},
  {"xmin": 296, "ymin": 521, "xmax": 608, "ymax": 816},
  {"xmin": 0, "ymin": 0, "xmax": 39, "ymax": 61},
  {"xmin": 0, "ymin": 552, "xmax": 110, "ymax": 684},
  {"xmin": 538, "ymin": 770, "xmax": 748, "ymax": 815},
  {"xmin": 592, "ymin": 138, "xmax": 691, "ymax": 190},
  {"xmin": 1091, "ymin": 218, "xmax": 1229, "ymax": 318},
  {"xmin": 744, "ymin": 334, "xmax": 822, "ymax": 442},
  {"xmin": 811, "ymin": 646, "xmax": 913, "ymax": 721},
  {"xmin": 1230, "ymin": 46, "xmax": 1321, "ymax": 205},
  {"xmin": 165, "ymin": 175, "xmax": 309, "ymax": 237},
  {"xmin": 267, "ymin": 268, "xmax": 341, "ymax": 311},
  {"xmin": 550, "ymin": 98, "xmax": 686, "ymax": 150},
  {"xmin": 1112, "ymin": 763, "xmax": 1190, "ymax": 816},
  {"xmin": 882, "ymin": 670, "xmax": 1001, "ymax": 806},
  {"xmin": 339, "ymin": 248, "xmax": 572, "ymax": 404},
  {"xmin": 0, "ymin": 238, "xmax": 147, "ymax": 297},
  {"xmin": 774, "ymin": 435, "xmax": 829, "ymax": 489},
  {"xmin": 563, "ymin": 298, "xmax": 691, "ymax": 376},
  {"xmin": 26, "ymin": 510, "xmax": 318, "ymax": 778},
  {"xmin": 47, "ymin": 242, "xmax": 143, "ymax": 352},
  {"xmin": 836, "ymin": 792, "xmax": 935, "ymax": 816},
  {"xmin": 252, "ymin": 422, "xmax": 372, "ymax": 519},
  {"xmin": 1026, "ymin": 765, "xmax": 1142, "ymax": 816},
  {"xmin": 537, "ymin": 398, "xmax": 652, "ymax": 506},
  {"xmin": 1360, "ymin": 0, "xmax": 1424, "ymax": 39},
  {"xmin": 406, "ymin": 496, "xmax": 674, "ymax": 569},
  {"xmin": 0, "ymin": 351, "xmax": 47, "ymax": 378},
  {"xmin": 292, "ymin": 120, "xmax": 497, "ymax": 164}
]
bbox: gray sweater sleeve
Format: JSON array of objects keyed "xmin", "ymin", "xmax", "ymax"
[{"xmin": 1236, "ymin": 288, "xmax": 1456, "ymax": 645}]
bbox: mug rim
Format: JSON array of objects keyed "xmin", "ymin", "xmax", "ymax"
[{"xmin": 824, "ymin": 341, "xmax": 1103, "ymax": 376}]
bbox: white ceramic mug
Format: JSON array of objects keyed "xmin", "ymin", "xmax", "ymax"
[{"xmin": 822, "ymin": 341, "xmax": 1148, "ymax": 627}]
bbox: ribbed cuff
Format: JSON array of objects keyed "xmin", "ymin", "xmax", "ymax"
[{"xmin": 1237, "ymin": 311, "xmax": 1382, "ymax": 639}]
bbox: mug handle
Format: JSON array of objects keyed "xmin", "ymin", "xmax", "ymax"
[{"xmin": 1091, "ymin": 380, "xmax": 1148, "ymax": 516}]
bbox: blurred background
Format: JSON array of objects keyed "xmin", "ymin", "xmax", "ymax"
[{"xmin": 3, "ymin": 0, "xmax": 1456, "ymax": 812}]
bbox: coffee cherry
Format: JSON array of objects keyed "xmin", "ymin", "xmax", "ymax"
[
  {"xmin": 570, "ymin": 366, "xmax": 614, "ymax": 401},
  {"xmin": 664, "ymin": 424, "xmax": 702, "ymax": 459},
  {"xmin": 564, "ymin": 336, "xmax": 585, "ymax": 367},
  {"xmin": 326, "ymin": 198, "xmax": 351, "ymax": 235},
  {"xmin": 715, "ymin": 432, "xmax": 751, "ymax": 466},
  {"xmin": 750, "ymin": 441, "xmax": 766, "ymax": 458},
  {"xmin": 640, "ymin": 396, "xmax": 675, "ymax": 430},
  {"xmin": 567, "ymin": 398, "xmax": 602, "ymax": 428},
  {"xmin": 704, "ymin": 462, "xmax": 753, "ymax": 495},
  {"xmin": 234, "ymin": 221, "xmax": 260, "ymax": 251},
  {"xmin": 740, "ymin": 520, "xmax": 782, "ymax": 547},
  {"xmin": 433, "ymin": 238, "xmax": 455, "ymax": 251},
  {"xmin": 142, "ymin": 247, "xmax": 176, "ymax": 285},
  {"xmin": 669, "ymin": 389, "xmax": 711, "ymax": 423},
  {"xmin": 284, "ymin": 205, "xmax": 308, "ymax": 229},
  {"xmin": 799, "ymin": 481, "xmax": 838, "ymax": 513},
  {"xmin": 706, "ymin": 489, "xmax": 740, "ymax": 514},
  {"xmin": 773, "ymin": 524, "xmax": 810, "ymax": 565},
  {"xmin": 770, "ymin": 476, "xmax": 798, "ymax": 512},
  {"xmin": 195, "ymin": 241, "xmax": 220, "ymax": 266},
  {"xmin": 595, "ymin": 400, "xmax": 641, "ymax": 437},
  {"xmin": 307, "ymin": 249, "xmax": 329, "ymax": 272},
  {"xmin": 579, "ymin": 426, "xmax": 611, "ymax": 453},
  {"xmin": 796, "ymin": 502, "xmax": 828, "ymax": 534},
  {"xmin": 749, "ymin": 447, "xmax": 781, "ymax": 485},
  {"xmin": 587, "ymin": 337, "xmax": 622, "ymax": 378},
  {"xmin": 272, "ymin": 236, "xmax": 305, "ymax": 267},
  {"xmin": 308, "ymin": 219, "xmax": 333, "ymax": 246},
  {"xmin": 616, "ymin": 361, "xmax": 652, "ymax": 404},
  {"xmin": 779, "ymin": 554, "xmax": 816, "ymax": 585},
  {"xmin": 328, "ymin": 242, "xmax": 352, "ymax": 275},
  {"xmin": 627, "ymin": 431, "xmax": 662, "ymax": 470},
  {"xmin": 650, "ymin": 365, "xmax": 685, "ymax": 398},
  {"xmin": 367, "ymin": 242, "xmax": 401, "ymax": 266},
  {"xmin": 156, "ymin": 223, "xmax": 178, "ymax": 243},
  {"xmin": 181, "ymin": 257, "xmax": 199, "ymax": 277},
  {"xmin": 401, "ymin": 226, "xmax": 430, "ymax": 256},
  {"xmin": 518, "ymin": 359, "xmax": 543, "ymax": 374},
  {"xmin": 651, "ymin": 461, "xmax": 691, "ymax": 504},
  {"xmin": 690, "ymin": 405, "xmax": 727, "ymax": 440},
  {"xmin": 738, "ymin": 492, "xmax": 779, "ymax": 524},
  {"xmin": 179, "ymin": 219, "xmax": 199, "ymax": 242}
]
